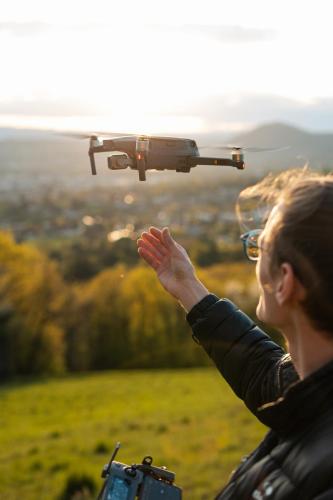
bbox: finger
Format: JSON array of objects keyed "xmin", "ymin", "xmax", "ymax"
[
  {"xmin": 161, "ymin": 227, "xmax": 175, "ymax": 250},
  {"xmin": 149, "ymin": 227, "xmax": 163, "ymax": 241},
  {"xmin": 138, "ymin": 239, "xmax": 165, "ymax": 260},
  {"xmin": 137, "ymin": 238, "xmax": 165, "ymax": 261},
  {"xmin": 141, "ymin": 232, "xmax": 168, "ymax": 255},
  {"xmin": 138, "ymin": 247, "xmax": 160, "ymax": 271}
]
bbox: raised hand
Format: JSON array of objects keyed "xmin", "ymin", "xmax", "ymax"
[{"xmin": 137, "ymin": 227, "xmax": 209, "ymax": 311}]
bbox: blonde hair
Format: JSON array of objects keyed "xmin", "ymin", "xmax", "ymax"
[{"xmin": 237, "ymin": 168, "xmax": 333, "ymax": 333}]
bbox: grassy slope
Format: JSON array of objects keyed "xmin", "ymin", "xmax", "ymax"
[{"xmin": 0, "ymin": 369, "xmax": 266, "ymax": 499}]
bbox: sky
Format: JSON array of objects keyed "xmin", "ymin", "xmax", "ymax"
[{"xmin": 1, "ymin": 0, "xmax": 333, "ymax": 135}]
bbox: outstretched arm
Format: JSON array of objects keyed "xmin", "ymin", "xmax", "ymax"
[{"xmin": 137, "ymin": 227, "xmax": 298, "ymax": 418}]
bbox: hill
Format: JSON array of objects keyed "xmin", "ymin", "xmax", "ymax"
[
  {"xmin": 0, "ymin": 368, "xmax": 266, "ymax": 500},
  {"xmin": 229, "ymin": 122, "xmax": 333, "ymax": 170},
  {"xmin": 0, "ymin": 123, "xmax": 332, "ymax": 192}
]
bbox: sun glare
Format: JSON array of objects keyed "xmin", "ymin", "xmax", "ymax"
[{"xmin": 1, "ymin": 1, "xmax": 333, "ymax": 133}]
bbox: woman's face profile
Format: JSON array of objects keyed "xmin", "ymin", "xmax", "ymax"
[{"xmin": 255, "ymin": 205, "xmax": 284, "ymax": 327}]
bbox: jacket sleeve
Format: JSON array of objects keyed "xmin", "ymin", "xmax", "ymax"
[
  {"xmin": 187, "ymin": 295, "xmax": 299, "ymax": 420},
  {"xmin": 313, "ymin": 488, "xmax": 333, "ymax": 499}
]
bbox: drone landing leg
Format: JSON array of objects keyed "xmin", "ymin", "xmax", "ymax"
[
  {"xmin": 137, "ymin": 158, "xmax": 146, "ymax": 181},
  {"xmin": 89, "ymin": 152, "xmax": 97, "ymax": 175}
]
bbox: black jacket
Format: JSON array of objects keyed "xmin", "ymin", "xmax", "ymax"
[{"xmin": 187, "ymin": 295, "xmax": 333, "ymax": 500}]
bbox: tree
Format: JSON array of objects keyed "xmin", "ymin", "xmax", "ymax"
[{"xmin": 0, "ymin": 231, "xmax": 66, "ymax": 377}]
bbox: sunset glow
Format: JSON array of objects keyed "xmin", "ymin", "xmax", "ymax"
[{"xmin": 1, "ymin": 0, "xmax": 333, "ymax": 134}]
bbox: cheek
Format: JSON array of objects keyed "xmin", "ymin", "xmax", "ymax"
[
  {"xmin": 256, "ymin": 257, "xmax": 268, "ymax": 291},
  {"xmin": 256, "ymin": 258, "xmax": 277, "ymax": 321},
  {"xmin": 256, "ymin": 254, "xmax": 274, "ymax": 293}
]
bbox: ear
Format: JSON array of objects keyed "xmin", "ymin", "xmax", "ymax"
[{"xmin": 274, "ymin": 263, "xmax": 305, "ymax": 305}]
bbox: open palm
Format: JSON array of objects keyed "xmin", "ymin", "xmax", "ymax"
[{"xmin": 137, "ymin": 226, "xmax": 196, "ymax": 300}]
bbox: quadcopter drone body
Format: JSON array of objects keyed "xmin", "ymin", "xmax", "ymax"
[{"xmin": 88, "ymin": 135, "xmax": 245, "ymax": 181}]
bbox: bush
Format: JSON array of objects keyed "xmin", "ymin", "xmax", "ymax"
[
  {"xmin": 94, "ymin": 441, "xmax": 110, "ymax": 454},
  {"xmin": 58, "ymin": 473, "xmax": 97, "ymax": 500}
]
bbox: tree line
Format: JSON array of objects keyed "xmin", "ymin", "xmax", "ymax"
[{"xmin": 0, "ymin": 231, "xmax": 262, "ymax": 379}]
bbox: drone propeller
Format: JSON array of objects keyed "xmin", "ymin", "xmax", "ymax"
[
  {"xmin": 54, "ymin": 131, "xmax": 137, "ymax": 140},
  {"xmin": 54, "ymin": 130, "xmax": 188, "ymax": 141},
  {"xmin": 199, "ymin": 145, "xmax": 290, "ymax": 153}
]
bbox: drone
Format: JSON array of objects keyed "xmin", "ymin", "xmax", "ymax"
[{"xmin": 66, "ymin": 131, "xmax": 287, "ymax": 181}]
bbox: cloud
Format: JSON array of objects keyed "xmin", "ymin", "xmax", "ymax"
[
  {"xmin": 0, "ymin": 22, "xmax": 50, "ymax": 36},
  {"xmin": 1, "ymin": 94, "xmax": 333, "ymax": 133},
  {"xmin": 168, "ymin": 94, "xmax": 333, "ymax": 131},
  {"xmin": 0, "ymin": 21, "xmax": 276, "ymax": 46},
  {"xmin": 0, "ymin": 98, "xmax": 96, "ymax": 116},
  {"xmin": 181, "ymin": 25, "xmax": 276, "ymax": 43},
  {"xmin": 147, "ymin": 24, "xmax": 276, "ymax": 43}
]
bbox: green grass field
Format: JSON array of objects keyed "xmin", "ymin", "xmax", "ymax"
[{"xmin": 0, "ymin": 369, "xmax": 266, "ymax": 499}]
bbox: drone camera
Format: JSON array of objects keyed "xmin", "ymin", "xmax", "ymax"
[{"xmin": 108, "ymin": 154, "xmax": 129, "ymax": 170}]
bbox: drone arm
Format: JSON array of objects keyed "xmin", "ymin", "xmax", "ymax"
[{"xmin": 188, "ymin": 156, "xmax": 245, "ymax": 170}]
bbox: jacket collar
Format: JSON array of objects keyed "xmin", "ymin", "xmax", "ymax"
[{"xmin": 257, "ymin": 358, "xmax": 333, "ymax": 435}]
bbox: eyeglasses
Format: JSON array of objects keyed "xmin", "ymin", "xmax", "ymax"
[{"xmin": 240, "ymin": 229, "xmax": 263, "ymax": 262}]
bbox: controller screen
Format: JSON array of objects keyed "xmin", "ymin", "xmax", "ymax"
[{"xmin": 106, "ymin": 476, "xmax": 129, "ymax": 500}]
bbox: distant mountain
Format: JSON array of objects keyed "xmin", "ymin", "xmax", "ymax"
[
  {"xmin": 228, "ymin": 122, "xmax": 333, "ymax": 170},
  {"xmin": 232, "ymin": 122, "xmax": 310, "ymax": 146},
  {"xmin": 0, "ymin": 127, "xmax": 64, "ymax": 141},
  {"xmin": 0, "ymin": 123, "xmax": 332, "ymax": 193}
]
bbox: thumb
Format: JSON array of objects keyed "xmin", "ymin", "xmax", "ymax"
[{"xmin": 162, "ymin": 227, "xmax": 175, "ymax": 249}]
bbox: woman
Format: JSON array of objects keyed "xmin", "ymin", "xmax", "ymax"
[{"xmin": 137, "ymin": 170, "xmax": 333, "ymax": 499}]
